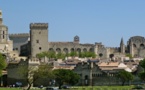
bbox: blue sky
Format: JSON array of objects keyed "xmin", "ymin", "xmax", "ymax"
[{"xmin": 0, "ymin": 0, "xmax": 145, "ymax": 47}]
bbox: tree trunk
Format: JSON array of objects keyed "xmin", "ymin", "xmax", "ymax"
[
  {"xmin": 122, "ymin": 81, "xmax": 125, "ymax": 86},
  {"xmin": 27, "ymin": 84, "xmax": 32, "ymax": 90}
]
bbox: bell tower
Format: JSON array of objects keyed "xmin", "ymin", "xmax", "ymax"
[{"xmin": 0, "ymin": 10, "xmax": 8, "ymax": 43}]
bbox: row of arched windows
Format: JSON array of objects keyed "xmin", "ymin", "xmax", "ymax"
[{"xmin": 49, "ymin": 48, "xmax": 94, "ymax": 53}]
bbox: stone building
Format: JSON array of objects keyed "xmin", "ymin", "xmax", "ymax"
[
  {"xmin": 8, "ymin": 22, "xmax": 145, "ymax": 59},
  {"xmin": 0, "ymin": 10, "xmax": 13, "ymax": 55}
]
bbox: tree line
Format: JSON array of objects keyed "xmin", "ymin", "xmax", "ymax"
[{"xmin": 36, "ymin": 51, "xmax": 96, "ymax": 60}]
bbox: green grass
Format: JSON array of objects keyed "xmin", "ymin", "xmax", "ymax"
[{"xmin": 0, "ymin": 85, "xmax": 144, "ymax": 90}]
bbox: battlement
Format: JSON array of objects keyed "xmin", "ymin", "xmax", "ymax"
[
  {"xmin": 9, "ymin": 33, "xmax": 30, "ymax": 37},
  {"xmin": 30, "ymin": 23, "xmax": 48, "ymax": 29}
]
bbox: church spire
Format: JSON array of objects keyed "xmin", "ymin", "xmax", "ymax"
[
  {"xmin": 120, "ymin": 37, "xmax": 125, "ymax": 53},
  {"xmin": 120, "ymin": 37, "xmax": 124, "ymax": 45}
]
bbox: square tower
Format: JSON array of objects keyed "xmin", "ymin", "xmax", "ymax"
[{"xmin": 30, "ymin": 23, "xmax": 48, "ymax": 57}]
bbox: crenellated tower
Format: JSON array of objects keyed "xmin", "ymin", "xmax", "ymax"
[{"xmin": 30, "ymin": 23, "xmax": 48, "ymax": 58}]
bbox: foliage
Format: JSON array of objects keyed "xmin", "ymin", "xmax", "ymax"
[
  {"xmin": 56, "ymin": 52, "xmax": 65, "ymax": 59},
  {"xmin": 79, "ymin": 52, "xmax": 96, "ymax": 58},
  {"xmin": 126, "ymin": 54, "xmax": 133, "ymax": 59},
  {"xmin": 18, "ymin": 64, "xmax": 53, "ymax": 90},
  {"xmin": 36, "ymin": 51, "xmax": 56, "ymax": 59},
  {"xmin": 138, "ymin": 59, "xmax": 145, "ymax": 81},
  {"xmin": 36, "ymin": 51, "xmax": 96, "ymax": 61},
  {"xmin": 53, "ymin": 69, "xmax": 80, "ymax": 89},
  {"xmin": 139, "ymin": 59, "xmax": 145, "ymax": 70},
  {"xmin": 117, "ymin": 70, "xmax": 134, "ymax": 86},
  {"xmin": 138, "ymin": 72, "xmax": 145, "ymax": 81},
  {"xmin": 69, "ymin": 51, "xmax": 78, "ymax": 57},
  {"xmin": 0, "ymin": 53, "xmax": 7, "ymax": 76}
]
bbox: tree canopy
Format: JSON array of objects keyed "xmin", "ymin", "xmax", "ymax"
[
  {"xmin": 18, "ymin": 64, "xmax": 53, "ymax": 90},
  {"xmin": 138, "ymin": 59, "xmax": 145, "ymax": 82},
  {"xmin": 0, "ymin": 53, "xmax": 7, "ymax": 76},
  {"xmin": 36, "ymin": 51, "xmax": 97, "ymax": 60},
  {"xmin": 53, "ymin": 69, "xmax": 80, "ymax": 89},
  {"xmin": 117, "ymin": 70, "xmax": 134, "ymax": 86}
]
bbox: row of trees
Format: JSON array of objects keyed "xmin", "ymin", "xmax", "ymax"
[
  {"xmin": 36, "ymin": 51, "xmax": 96, "ymax": 60},
  {"xmin": 19, "ymin": 64, "xmax": 80, "ymax": 90}
]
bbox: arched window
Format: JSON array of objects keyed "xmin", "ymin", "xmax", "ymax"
[
  {"xmin": 89, "ymin": 48, "xmax": 93, "ymax": 52},
  {"xmin": 77, "ymin": 48, "xmax": 81, "ymax": 53},
  {"xmin": 83, "ymin": 48, "xmax": 87, "ymax": 52},
  {"xmin": 63, "ymin": 48, "xmax": 68, "ymax": 53},
  {"xmin": 56, "ymin": 48, "xmax": 61, "ymax": 53},
  {"xmin": 133, "ymin": 44, "xmax": 136, "ymax": 48},
  {"xmin": 140, "ymin": 44, "xmax": 144, "ymax": 48},
  {"xmin": 49, "ymin": 48, "xmax": 54, "ymax": 51},
  {"xmin": 71, "ymin": 48, "xmax": 74, "ymax": 52}
]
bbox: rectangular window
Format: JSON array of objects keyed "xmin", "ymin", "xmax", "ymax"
[{"xmin": 36, "ymin": 40, "xmax": 39, "ymax": 43}]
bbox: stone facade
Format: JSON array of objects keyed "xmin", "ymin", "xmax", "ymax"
[
  {"xmin": 9, "ymin": 23, "xmax": 145, "ymax": 59},
  {"xmin": 0, "ymin": 10, "xmax": 13, "ymax": 56},
  {"xmin": 30, "ymin": 23, "xmax": 49, "ymax": 58}
]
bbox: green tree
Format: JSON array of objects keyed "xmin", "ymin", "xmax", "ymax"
[
  {"xmin": 138, "ymin": 59, "xmax": 145, "ymax": 82},
  {"xmin": 117, "ymin": 70, "xmax": 134, "ymax": 86},
  {"xmin": 18, "ymin": 64, "xmax": 53, "ymax": 90},
  {"xmin": 139, "ymin": 59, "xmax": 145, "ymax": 70},
  {"xmin": 56, "ymin": 52, "xmax": 65, "ymax": 60},
  {"xmin": 69, "ymin": 51, "xmax": 78, "ymax": 57},
  {"xmin": 79, "ymin": 52, "xmax": 96, "ymax": 58},
  {"xmin": 126, "ymin": 54, "xmax": 133, "ymax": 59},
  {"xmin": 53, "ymin": 69, "xmax": 80, "ymax": 89},
  {"xmin": 0, "ymin": 53, "xmax": 7, "ymax": 76}
]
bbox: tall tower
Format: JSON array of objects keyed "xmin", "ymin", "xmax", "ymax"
[
  {"xmin": 30, "ymin": 23, "xmax": 48, "ymax": 58},
  {"xmin": 120, "ymin": 38, "xmax": 125, "ymax": 53},
  {"xmin": 129, "ymin": 39, "xmax": 134, "ymax": 57},
  {"xmin": 0, "ymin": 10, "xmax": 8, "ymax": 43}
]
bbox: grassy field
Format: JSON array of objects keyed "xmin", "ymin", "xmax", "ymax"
[{"xmin": 0, "ymin": 85, "xmax": 144, "ymax": 90}]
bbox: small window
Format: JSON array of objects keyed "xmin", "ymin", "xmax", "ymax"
[
  {"xmin": 39, "ymin": 47, "xmax": 42, "ymax": 50},
  {"xmin": 36, "ymin": 40, "xmax": 39, "ymax": 43}
]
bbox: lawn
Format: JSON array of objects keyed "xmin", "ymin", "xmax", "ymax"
[{"xmin": 0, "ymin": 85, "xmax": 144, "ymax": 90}]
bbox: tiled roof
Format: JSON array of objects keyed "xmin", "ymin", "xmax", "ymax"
[{"xmin": 98, "ymin": 62, "xmax": 119, "ymax": 67}]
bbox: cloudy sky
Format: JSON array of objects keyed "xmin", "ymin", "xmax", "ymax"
[{"xmin": 0, "ymin": 0, "xmax": 145, "ymax": 47}]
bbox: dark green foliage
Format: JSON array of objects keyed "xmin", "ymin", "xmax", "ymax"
[
  {"xmin": 53, "ymin": 69, "xmax": 80, "ymax": 88},
  {"xmin": 0, "ymin": 53, "xmax": 7, "ymax": 76},
  {"xmin": 139, "ymin": 59, "xmax": 145, "ymax": 70},
  {"xmin": 69, "ymin": 51, "xmax": 78, "ymax": 57},
  {"xmin": 138, "ymin": 72, "xmax": 145, "ymax": 81},
  {"xmin": 79, "ymin": 52, "xmax": 96, "ymax": 58},
  {"xmin": 138, "ymin": 59, "xmax": 145, "ymax": 82},
  {"xmin": 56, "ymin": 52, "xmax": 65, "ymax": 59},
  {"xmin": 117, "ymin": 70, "xmax": 134, "ymax": 86},
  {"xmin": 18, "ymin": 64, "xmax": 53, "ymax": 90},
  {"xmin": 126, "ymin": 54, "xmax": 133, "ymax": 59}
]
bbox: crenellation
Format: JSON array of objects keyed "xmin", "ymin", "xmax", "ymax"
[
  {"xmin": 30, "ymin": 23, "xmax": 48, "ymax": 29},
  {"xmin": 9, "ymin": 33, "xmax": 30, "ymax": 37}
]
